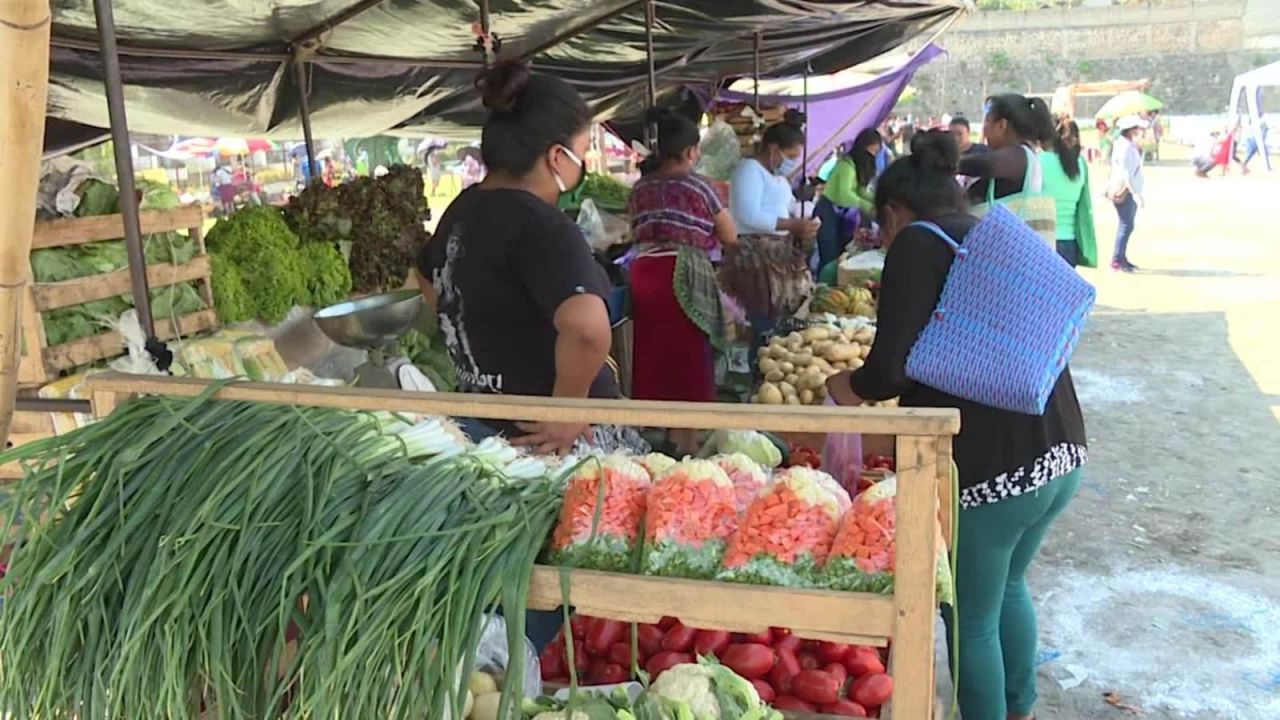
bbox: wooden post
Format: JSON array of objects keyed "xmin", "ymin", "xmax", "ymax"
[
  {"xmin": 0, "ymin": 0, "xmax": 52, "ymax": 446},
  {"xmin": 892, "ymin": 434, "xmax": 942, "ymax": 719}
]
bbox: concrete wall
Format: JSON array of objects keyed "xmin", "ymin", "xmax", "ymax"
[{"xmin": 911, "ymin": 0, "xmax": 1280, "ymax": 117}]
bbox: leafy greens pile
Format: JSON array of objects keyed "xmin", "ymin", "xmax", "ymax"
[{"xmin": 284, "ymin": 164, "xmax": 429, "ymax": 294}]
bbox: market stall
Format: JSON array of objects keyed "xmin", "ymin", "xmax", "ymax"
[{"xmin": 1, "ymin": 371, "xmax": 958, "ymax": 719}]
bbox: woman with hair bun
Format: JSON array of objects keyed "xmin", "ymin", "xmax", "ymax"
[
  {"xmin": 960, "ymin": 93, "xmax": 1057, "ymax": 204},
  {"xmin": 415, "ymin": 61, "xmax": 640, "ymax": 457},
  {"xmin": 626, "ymin": 106, "xmax": 738, "ymax": 453},
  {"xmin": 827, "ymin": 130, "xmax": 1087, "ymax": 720}
]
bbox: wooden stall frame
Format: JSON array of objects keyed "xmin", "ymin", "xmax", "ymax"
[
  {"xmin": 18, "ymin": 206, "xmax": 215, "ymax": 385},
  {"xmin": 83, "ymin": 372, "xmax": 958, "ymax": 719}
]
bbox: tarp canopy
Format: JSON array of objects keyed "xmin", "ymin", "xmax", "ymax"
[
  {"xmin": 1228, "ymin": 60, "xmax": 1278, "ymax": 171},
  {"xmin": 716, "ymin": 44, "xmax": 944, "ymax": 177},
  {"xmin": 45, "ymin": 0, "xmax": 968, "ymax": 152}
]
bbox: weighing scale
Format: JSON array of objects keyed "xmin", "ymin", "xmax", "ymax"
[{"xmin": 313, "ymin": 289, "xmax": 425, "ymax": 389}]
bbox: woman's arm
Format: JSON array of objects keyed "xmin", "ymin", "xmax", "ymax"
[
  {"xmin": 822, "ymin": 158, "xmax": 860, "ymax": 208},
  {"xmin": 958, "ymin": 144, "xmax": 1028, "ymax": 181},
  {"xmin": 550, "ymin": 293, "xmax": 613, "ymax": 399},
  {"xmin": 713, "ymin": 208, "xmax": 739, "ymax": 246}
]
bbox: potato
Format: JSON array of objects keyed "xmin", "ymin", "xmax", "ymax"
[
  {"xmin": 779, "ymin": 381, "xmax": 797, "ymax": 397},
  {"xmin": 832, "ymin": 361, "xmax": 848, "ymax": 370},
  {"xmin": 759, "ymin": 382, "xmax": 784, "ymax": 404},
  {"xmin": 800, "ymin": 388, "xmax": 815, "ymax": 404},
  {"xmin": 786, "ymin": 332, "xmax": 804, "ymax": 345},
  {"xmin": 759, "ymin": 357, "xmax": 780, "ymax": 375},
  {"xmin": 841, "ymin": 326, "xmax": 857, "ymax": 342},
  {"xmin": 468, "ymin": 671, "xmax": 498, "ymax": 697},
  {"xmin": 784, "ymin": 373, "xmax": 799, "ymax": 387},
  {"xmin": 471, "ymin": 692, "xmax": 502, "ymax": 720},
  {"xmin": 815, "ymin": 383, "xmax": 829, "ymax": 399},
  {"xmin": 784, "ymin": 394, "xmax": 802, "ymax": 405},
  {"xmin": 779, "ymin": 361, "xmax": 795, "ymax": 374},
  {"xmin": 793, "ymin": 351, "xmax": 814, "ymax": 366},
  {"xmin": 801, "ymin": 326, "xmax": 831, "ymax": 343},
  {"xmin": 860, "ymin": 344, "xmax": 871, "ymax": 359},
  {"xmin": 764, "ymin": 369, "xmax": 785, "ymax": 382},
  {"xmin": 812, "ymin": 340, "xmax": 835, "ymax": 358},
  {"xmin": 853, "ymin": 328, "xmax": 874, "ymax": 344},
  {"xmin": 847, "ymin": 357, "xmax": 865, "ymax": 370},
  {"xmin": 757, "ymin": 345, "xmax": 771, "ymax": 360},
  {"xmin": 826, "ymin": 343, "xmax": 861, "ymax": 362},
  {"xmin": 812, "ymin": 357, "xmax": 833, "ymax": 373},
  {"xmin": 767, "ymin": 345, "xmax": 789, "ymax": 360}
]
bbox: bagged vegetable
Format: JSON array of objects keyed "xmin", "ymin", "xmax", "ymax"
[
  {"xmin": 548, "ymin": 455, "xmax": 651, "ymax": 571},
  {"xmin": 711, "ymin": 453, "xmax": 770, "ymax": 511},
  {"xmin": 234, "ymin": 336, "xmax": 290, "ymax": 382},
  {"xmin": 700, "ymin": 429, "xmax": 783, "ymax": 469},
  {"xmin": 634, "ymin": 452, "xmax": 677, "ymax": 479},
  {"xmin": 642, "ymin": 460, "xmax": 738, "ymax": 579},
  {"xmin": 719, "ymin": 467, "xmax": 845, "ymax": 587},
  {"xmin": 824, "ymin": 477, "xmax": 954, "ymax": 603},
  {"xmin": 473, "ymin": 614, "xmax": 542, "ymax": 701}
]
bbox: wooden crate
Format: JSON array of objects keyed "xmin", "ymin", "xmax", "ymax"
[
  {"xmin": 83, "ymin": 372, "xmax": 957, "ymax": 719},
  {"xmin": 18, "ymin": 207, "xmax": 217, "ymax": 385}
]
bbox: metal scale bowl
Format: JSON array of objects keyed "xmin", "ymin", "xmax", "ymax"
[{"xmin": 313, "ymin": 289, "xmax": 424, "ymax": 388}]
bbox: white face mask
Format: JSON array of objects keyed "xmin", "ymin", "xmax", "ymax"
[{"xmin": 552, "ymin": 146, "xmax": 585, "ymax": 194}]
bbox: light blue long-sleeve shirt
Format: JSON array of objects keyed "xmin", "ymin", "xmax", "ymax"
[{"xmin": 729, "ymin": 158, "xmax": 793, "ymax": 235}]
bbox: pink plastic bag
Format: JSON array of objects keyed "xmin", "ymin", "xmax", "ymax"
[{"xmin": 822, "ymin": 396, "xmax": 863, "ymax": 497}]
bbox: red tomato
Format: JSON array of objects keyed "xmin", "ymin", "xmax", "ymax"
[
  {"xmin": 792, "ymin": 669, "xmax": 841, "ymax": 705},
  {"xmin": 821, "ymin": 699, "xmax": 869, "ymax": 717},
  {"xmin": 662, "ymin": 622, "xmax": 697, "ymax": 653},
  {"xmin": 571, "ymin": 638, "xmax": 590, "ymax": 672},
  {"xmin": 772, "ymin": 696, "xmax": 816, "ymax": 712},
  {"xmin": 587, "ymin": 619, "xmax": 627, "ymax": 655},
  {"xmin": 607, "ymin": 642, "xmax": 634, "ymax": 667},
  {"xmin": 539, "ymin": 644, "xmax": 566, "ymax": 679},
  {"xmin": 750, "ymin": 678, "xmax": 776, "ymax": 703},
  {"xmin": 571, "ymin": 615, "xmax": 594, "ymax": 640},
  {"xmin": 637, "ymin": 624, "xmax": 666, "ymax": 656},
  {"xmin": 844, "ymin": 647, "xmax": 886, "ymax": 678},
  {"xmin": 824, "ymin": 661, "xmax": 849, "ymax": 685},
  {"xmin": 645, "ymin": 651, "xmax": 692, "ymax": 680},
  {"xmin": 721, "ymin": 643, "xmax": 776, "ymax": 679},
  {"xmin": 850, "ymin": 673, "xmax": 894, "ymax": 709},
  {"xmin": 595, "ymin": 663, "xmax": 629, "ymax": 685},
  {"xmin": 798, "ymin": 650, "xmax": 821, "ymax": 670},
  {"xmin": 587, "ymin": 657, "xmax": 611, "ymax": 682},
  {"xmin": 694, "ymin": 629, "xmax": 732, "ymax": 658},
  {"xmin": 771, "ymin": 627, "xmax": 793, "ymax": 642},
  {"xmin": 769, "ymin": 648, "xmax": 802, "ymax": 694},
  {"xmin": 817, "ymin": 642, "xmax": 853, "ymax": 664},
  {"xmin": 658, "ymin": 616, "xmax": 679, "ymax": 629},
  {"xmin": 741, "ymin": 629, "xmax": 774, "ymax": 645},
  {"xmin": 773, "ymin": 633, "xmax": 802, "ymax": 654}
]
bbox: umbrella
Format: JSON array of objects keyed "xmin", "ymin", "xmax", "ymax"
[
  {"xmin": 214, "ymin": 137, "xmax": 277, "ymax": 156},
  {"xmin": 166, "ymin": 137, "xmax": 216, "ymax": 157},
  {"xmin": 1095, "ymin": 91, "xmax": 1164, "ymax": 120}
]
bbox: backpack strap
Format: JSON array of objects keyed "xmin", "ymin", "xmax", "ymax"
[{"xmin": 908, "ymin": 220, "xmax": 962, "ymax": 254}]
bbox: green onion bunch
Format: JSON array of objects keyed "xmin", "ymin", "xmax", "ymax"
[{"xmin": 0, "ymin": 392, "xmax": 562, "ymax": 720}]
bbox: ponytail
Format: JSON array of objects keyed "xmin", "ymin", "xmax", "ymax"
[{"xmin": 874, "ymin": 130, "xmax": 966, "ymax": 220}]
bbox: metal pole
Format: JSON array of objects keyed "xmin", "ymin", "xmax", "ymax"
[
  {"xmin": 479, "ymin": 0, "xmax": 492, "ymax": 67},
  {"xmin": 644, "ymin": 0, "xmax": 657, "ymax": 147},
  {"xmin": 294, "ymin": 60, "xmax": 319, "ymax": 182},
  {"xmin": 802, "ymin": 62, "xmax": 809, "ymax": 186},
  {"xmin": 753, "ymin": 32, "xmax": 762, "ymax": 110},
  {"xmin": 93, "ymin": 0, "xmax": 153, "ymax": 338}
]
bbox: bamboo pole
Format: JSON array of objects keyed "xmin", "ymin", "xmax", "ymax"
[{"xmin": 0, "ymin": 0, "xmax": 52, "ymax": 447}]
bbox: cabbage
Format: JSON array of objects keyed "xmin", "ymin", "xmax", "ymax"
[{"xmin": 701, "ymin": 430, "xmax": 783, "ymax": 469}]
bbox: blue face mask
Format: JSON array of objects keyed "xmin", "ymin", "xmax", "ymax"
[{"xmin": 776, "ymin": 156, "xmax": 799, "ymax": 176}]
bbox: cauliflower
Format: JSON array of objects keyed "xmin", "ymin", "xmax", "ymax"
[
  {"xmin": 643, "ymin": 661, "xmax": 780, "ymax": 720},
  {"xmin": 532, "ymin": 712, "xmax": 589, "ymax": 720}
]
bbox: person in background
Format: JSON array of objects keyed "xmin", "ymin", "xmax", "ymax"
[
  {"xmin": 874, "ymin": 130, "xmax": 893, "ymax": 174},
  {"xmin": 1040, "ymin": 120, "xmax": 1096, "ymax": 267},
  {"xmin": 949, "ymin": 115, "xmax": 988, "ymax": 157},
  {"xmin": 1242, "ymin": 118, "xmax": 1268, "ymax": 174},
  {"xmin": 426, "ymin": 150, "xmax": 444, "ymax": 196},
  {"xmin": 900, "ymin": 116, "xmax": 917, "ymax": 153},
  {"xmin": 213, "ymin": 165, "xmax": 236, "ymax": 216},
  {"xmin": 1106, "ymin": 115, "xmax": 1146, "ymax": 272},
  {"xmin": 1192, "ymin": 130, "xmax": 1219, "ymax": 177},
  {"xmin": 729, "ymin": 110, "xmax": 819, "ymax": 243},
  {"xmin": 827, "ymin": 130, "xmax": 1086, "ymax": 720},
  {"xmin": 321, "ymin": 158, "xmax": 336, "ymax": 188},
  {"xmin": 627, "ymin": 107, "xmax": 737, "ymax": 454},
  {"xmin": 814, "ymin": 128, "xmax": 882, "ymax": 271},
  {"xmin": 959, "ymin": 94, "xmax": 1055, "ymax": 205}
]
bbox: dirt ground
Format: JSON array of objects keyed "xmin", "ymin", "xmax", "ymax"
[{"xmin": 1013, "ymin": 161, "xmax": 1280, "ymax": 720}]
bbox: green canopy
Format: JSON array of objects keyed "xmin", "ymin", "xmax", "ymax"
[{"xmin": 1095, "ymin": 91, "xmax": 1164, "ymax": 119}]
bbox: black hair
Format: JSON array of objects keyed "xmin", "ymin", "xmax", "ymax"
[
  {"xmin": 476, "ymin": 61, "xmax": 592, "ymax": 175},
  {"xmin": 848, "ymin": 128, "xmax": 883, "ymax": 189},
  {"xmin": 639, "ymin": 106, "xmax": 701, "ymax": 175},
  {"xmin": 761, "ymin": 109, "xmax": 806, "ymax": 151},
  {"xmin": 1053, "ymin": 120, "xmax": 1082, "ymax": 180},
  {"xmin": 874, "ymin": 130, "xmax": 966, "ymax": 222},
  {"xmin": 985, "ymin": 93, "xmax": 1055, "ymax": 145},
  {"xmin": 948, "ymin": 116, "xmax": 971, "ymax": 131}
]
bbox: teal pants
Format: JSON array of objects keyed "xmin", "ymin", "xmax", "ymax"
[{"xmin": 944, "ymin": 469, "xmax": 1082, "ymax": 719}]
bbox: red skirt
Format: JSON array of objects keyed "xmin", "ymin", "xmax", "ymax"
[{"xmin": 629, "ymin": 255, "xmax": 716, "ymax": 402}]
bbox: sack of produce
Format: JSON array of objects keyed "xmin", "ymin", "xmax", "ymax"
[
  {"xmin": 711, "ymin": 453, "xmax": 770, "ymax": 511},
  {"xmin": 548, "ymin": 455, "xmax": 651, "ymax": 571},
  {"xmin": 836, "ymin": 249, "xmax": 885, "ymax": 288},
  {"xmin": 642, "ymin": 459, "xmax": 738, "ymax": 579},
  {"xmin": 234, "ymin": 336, "xmax": 291, "ymax": 382},
  {"xmin": 824, "ymin": 478, "xmax": 954, "ymax": 603},
  {"xmin": 719, "ymin": 467, "xmax": 845, "ymax": 587},
  {"xmin": 634, "ymin": 452, "xmax": 677, "ymax": 479}
]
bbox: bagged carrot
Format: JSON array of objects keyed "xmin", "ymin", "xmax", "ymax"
[
  {"xmin": 642, "ymin": 459, "xmax": 739, "ymax": 579},
  {"xmin": 824, "ymin": 478, "xmax": 953, "ymax": 603},
  {"xmin": 711, "ymin": 453, "xmax": 770, "ymax": 511},
  {"xmin": 718, "ymin": 467, "xmax": 845, "ymax": 587},
  {"xmin": 547, "ymin": 454, "xmax": 652, "ymax": 571},
  {"xmin": 635, "ymin": 452, "xmax": 678, "ymax": 479}
]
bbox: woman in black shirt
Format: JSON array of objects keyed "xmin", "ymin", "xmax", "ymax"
[
  {"xmin": 416, "ymin": 62, "xmax": 622, "ymax": 455},
  {"xmin": 827, "ymin": 131, "xmax": 1086, "ymax": 720},
  {"xmin": 958, "ymin": 93, "xmax": 1056, "ymax": 204}
]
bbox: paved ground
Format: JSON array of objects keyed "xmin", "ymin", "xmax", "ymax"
[{"xmin": 1024, "ymin": 162, "xmax": 1280, "ymax": 719}]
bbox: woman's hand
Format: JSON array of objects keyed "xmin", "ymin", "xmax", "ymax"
[
  {"xmin": 512, "ymin": 422, "xmax": 591, "ymax": 455},
  {"xmin": 783, "ymin": 217, "xmax": 821, "ymax": 242},
  {"xmin": 825, "ymin": 371, "xmax": 864, "ymax": 407}
]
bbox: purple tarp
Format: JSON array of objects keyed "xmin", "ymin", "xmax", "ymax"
[{"xmin": 714, "ymin": 44, "xmax": 945, "ymax": 177}]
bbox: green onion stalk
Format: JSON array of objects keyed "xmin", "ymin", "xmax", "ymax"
[{"xmin": 0, "ymin": 392, "xmax": 563, "ymax": 720}]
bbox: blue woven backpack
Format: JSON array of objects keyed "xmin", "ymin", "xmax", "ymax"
[{"xmin": 905, "ymin": 204, "xmax": 1096, "ymax": 415}]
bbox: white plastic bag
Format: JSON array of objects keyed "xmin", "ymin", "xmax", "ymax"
[
  {"xmin": 474, "ymin": 614, "xmax": 543, "ymax": 700},
  {"xmin": 576, "ymin": 198, "xmax": 609, "ymax": 252}
]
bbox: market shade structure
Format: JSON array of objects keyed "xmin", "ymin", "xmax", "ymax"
[
  {"xmin": 718, "ymin": 43, "xmax": 945, "ymax": 177},
  {"xmin": 44, "ymin": 0, "xmax": 969, "ymax": 149},
  {"xmin": 1228, "ymin": 60, "xmax": 1278, "ymax": 171},
  {"xmin": 1094, "ymin": 91, "xmax": 1164, "ymax": 120}
]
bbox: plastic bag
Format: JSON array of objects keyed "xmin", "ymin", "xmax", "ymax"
[
  {"xmin": 234, "ymin": 335, "xmax": 290, "ymax": 381},
  {"xmin": 634, "ymin": 452, "xmax": 677, "ymax": 479},
  {"xmin": 824, "ymin": 477, "xmax": 954, "ymax": 603},
  {"xmin": 576, "ymin": 198, "xmax": 610, "ymax": 252},
  {"xmin": 473, "ymin": 614, "xmax": 542, "ymax": 700},
  {"xmin": 548, "ymin": 455, "xmax": 651, "ymax": 571},
  {"xmin": 695, "ymin": 119, "xmax": 742, "ymax": 182},
  {"xmin": 180, "ymin": 337, "xmax": 246, "ymax": 379},
  {"xmin": 711, "ymin": 453, "xmax": 770, "ymax": 511},
  {"xmin": 642, "ymin": 459, "xmax": 738, "ymax": 579},
  {"xmin": 822, "ymin": 396, "xmax": 864, "ymax": 498},
  {"xmin": 718, "ymin": 466, "xmax": 846, "ymax": 587}
]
